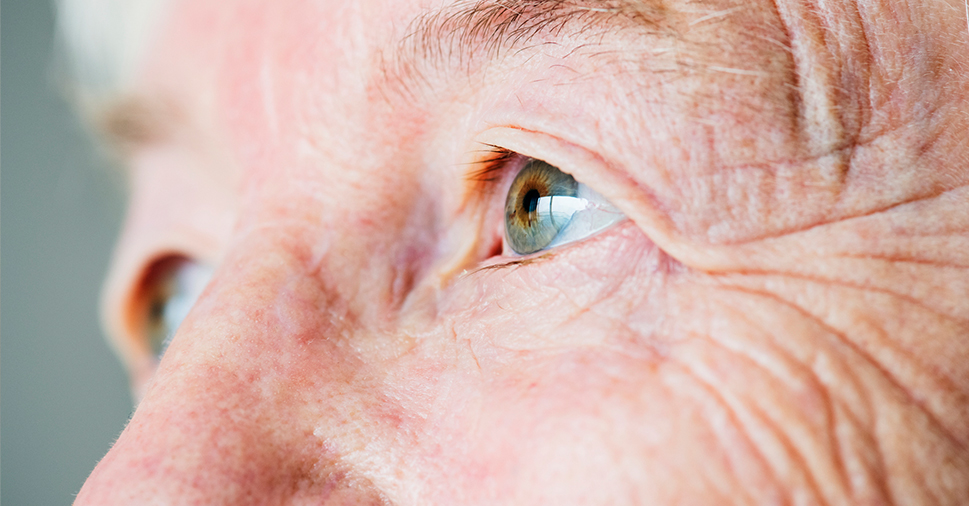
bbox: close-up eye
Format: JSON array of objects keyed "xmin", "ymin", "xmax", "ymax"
[
  {"xmin": 137, "ymin": 257, "xmax": 213, "ymax": 360},
  {"xmin": 504, "ymin": 158, "xmax": 626, "ymax": 255}
]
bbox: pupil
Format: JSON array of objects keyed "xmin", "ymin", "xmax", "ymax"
[
  {"xmin": 523, "ymin": 189, "xmax": 540, "ymax": 215},
  {"xmin": 150, "ymin": 298, "xmax": 165, "ymax": 322}
]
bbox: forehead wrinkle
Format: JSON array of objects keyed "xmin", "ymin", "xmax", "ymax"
[{"xmin": 378, "ymin": 0, "xmax": 673, "ymax": 99}]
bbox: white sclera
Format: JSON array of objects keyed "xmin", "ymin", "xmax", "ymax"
[{"xmin": 538, "ymin": 182, "xmax": 626, "ymax": 251}]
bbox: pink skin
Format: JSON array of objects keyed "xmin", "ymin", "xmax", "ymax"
[{"xmin": 76, "ymin": 0, "xmax": 969, "ymax": 504}]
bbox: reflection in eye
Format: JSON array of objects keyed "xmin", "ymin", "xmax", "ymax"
[
  {"xmin": 504, "ymin": 159, "xmax": 625, "ymax": 255},
  {"xmin": 143, "ymin": 258, "xmax": 213, "ymax": 359}
]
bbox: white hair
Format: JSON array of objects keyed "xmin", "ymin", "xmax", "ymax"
[{"xmin": 56, "ymin": 0, "xmax": 169, "ymax": 104}]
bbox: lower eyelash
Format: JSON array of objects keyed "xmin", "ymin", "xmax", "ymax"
[{"xmin": 461, "ymin": 251, "xmax": 558, "ymax": 277}]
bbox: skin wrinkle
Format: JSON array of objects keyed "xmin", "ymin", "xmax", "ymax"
[
  {"xmin": 94, "ymin": 0, "xmax": 956, "ymax": 253},
  {"xmin": 831, "ymin": 251, "xmax": 969, "ymax": 270},
  {"xmin": 578, "ymin": 281, "xmax": 677, "ymax": 356},
  {"xmin": 844, "ymin": 296, "xmax": 969, "ymax": 442},
  {"xmin": 826, "ymin": 393, "xmax": 889, "ymax": 503},
  {"xmin": 703, "ymin": 280, "xmax": 967, "ymax": 502},
  {"xmin": 770, "ymin": 0, "xmax": 856, "ymax": 160},
  {"xmin": 716, "ymin": 268, "xmax": 969, "ymax": 325},
  {"xmin": 697, "ymin": 293, "xmax": 854, "ymax": 503},
  {"xmin": 696, "ymin": 287, "xmax": 871, "ymax": 502},
  {"xmin": 721, "ymin": 281, "xmax": 969, "ymax": 459},
  {"xmin": 679, "ymin": 187, "xmax": 969, "ymax": 293},
  {"xmin": 725, "ymin": 261, "xmax": 969, "ymax": 372},
  {"xmin": 661, "ymin": 356, "xmax": 783, "ymax": 503},
  {"xmin": 731, "ymin": 301, "xmax": 871, "ymax": 503},
  {"xmin": 380, "ymin": 0, "xmax": 674, "ymax": 100},
  {"xmin": 742, "ymin": 394, "xmax": 832, "ymax": 506},
  {"xmin": 668, "ymin": 353, "xmax": 827, "ymax": 505},
  {"xmin": 828, "ymin": 389, "xmax": 893, "ymax": 505},
  {"xmin": 704, "ymin": 134, "xmax": 965, "ymax": 244},
  {"xmin": 74, "ymin": 0, "xmax": 969, "ymax": 503},
  {"xmin": 699, "ymin": 0, "xmax": 962, "ymax": 242},
  {"xmin": 678, "ymin": 184, "xmax": 968, "ymax": 272}
]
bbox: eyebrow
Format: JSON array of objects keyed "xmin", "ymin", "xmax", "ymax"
[
  {"xmin": 93, "ymin": 94, "xmax": 180, "ymax": 155},
  {"xmin": 96, "ymin": 1, "xmax": 673, "ymax": 153},
  {"xmin": 382, "ymin": 0, "xmax": 671, "ymax": 96}
]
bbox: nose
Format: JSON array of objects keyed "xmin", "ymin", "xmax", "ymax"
[{"xmin": 74, "ymin": 234, "xmax": 389, "ymax": 505}]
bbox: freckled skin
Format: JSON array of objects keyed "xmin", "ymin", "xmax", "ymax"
[{"xmin": 77, "ymin": 0, "xmax": 969, "ymax": 504}]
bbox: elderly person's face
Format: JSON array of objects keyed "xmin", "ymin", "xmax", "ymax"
[{"xmin": 75, "ymin": 0, "xmax": 969, "ymax": 503}]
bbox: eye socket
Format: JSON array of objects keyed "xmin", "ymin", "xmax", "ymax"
[
  {"xmin": 137, "ymin": 256, "xmax": 213, "ymax": 359},
  {"xmin": 503, "ymin": 158, "xmax": 625, "ymax": 255}
]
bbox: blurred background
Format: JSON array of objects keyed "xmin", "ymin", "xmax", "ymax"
[{"xmin": 2, "ymin": 0, "xmax": 134, "ymax": 503}]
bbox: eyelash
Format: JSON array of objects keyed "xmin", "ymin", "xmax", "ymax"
[
  {"xmin": 460, "ymin": 145, "xmax": 526, "ymax": 270},
  {"xmin": 463, "ymin": 145, "xmax": 562, "ymax": 271},
  {"xmin": 463, "ymin": 142, "xmax": 627, "ymax": 268},
  {"xmin": 466, "ymin": 144, "xmax": 516, "ymax": 187}
]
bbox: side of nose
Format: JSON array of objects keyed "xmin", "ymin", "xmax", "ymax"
[{"xmin": 74, "ymin": 236, "xmax": 389, "ymax": 505}]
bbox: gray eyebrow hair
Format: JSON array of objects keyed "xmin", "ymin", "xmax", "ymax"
[
  {"xmin": 95, "ymin": 1, "xmax": 675, "ymax": 155},
  {"xmin": 382, "ymin": 0, "xmax": 671, "ymax": 96}
]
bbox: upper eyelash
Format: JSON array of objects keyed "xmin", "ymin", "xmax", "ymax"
[
  {"xmin": 464, "ymin": 144, "xmax": 515, "ymax": 186},
  {"xmin": 459, "ymin": 144, "xmax": 561, "ymax": 271}
]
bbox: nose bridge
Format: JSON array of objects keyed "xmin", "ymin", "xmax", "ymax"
[{"xmin": 76, "ymin": 230, "xmax": 382, "ymax": 503}]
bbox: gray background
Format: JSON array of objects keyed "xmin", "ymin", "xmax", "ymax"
[{"xmin": 2, "ymin": 0, "xmax": 135, "ymax": 503}]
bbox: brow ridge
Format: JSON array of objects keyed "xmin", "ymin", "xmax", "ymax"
[{"xmin": 381, "ymin": 0, "xmax": 670, "ymax": 98}]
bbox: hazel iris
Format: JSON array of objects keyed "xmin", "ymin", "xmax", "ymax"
[{"xmin": 504, "ymin": 159, "xmax": 580, "ymax": 254}]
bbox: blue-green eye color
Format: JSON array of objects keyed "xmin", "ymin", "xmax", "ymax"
[{"xmin": 503, "ymin": 159, "xmax": 626, "ymax": 255}]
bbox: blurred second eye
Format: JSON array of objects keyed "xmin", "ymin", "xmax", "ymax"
[
  {"xmin": 141, "ymin": 257, "xmax": 213, "ymax": 359},
  {"xmin": 504, "ymin": 159, "xmax": 625, "ymax": 255}
]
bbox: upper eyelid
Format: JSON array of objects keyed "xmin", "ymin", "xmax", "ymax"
[{"xmin": 472, "ymin": 127, "xmax": 635, "ymax": 215}]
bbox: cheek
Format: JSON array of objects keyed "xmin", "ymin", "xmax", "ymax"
[{"xmin": 380, "ymin": 342, "xmax": 680, "ymax": 502}]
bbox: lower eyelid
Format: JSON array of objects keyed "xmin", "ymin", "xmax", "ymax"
[
  {"xmin": 468, "ymin": 216, "xmax": 633, "ymax": 277},
  {"xmin": 464, "ymin": 250, "xmax": 557, "ymax": 276}
]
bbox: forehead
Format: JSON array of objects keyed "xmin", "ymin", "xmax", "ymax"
[
  {"xmin": 129, "ymin": 0, "xmax": 776, "ymax": 156},
  {"xmin": 136, "ymin": 0, "xmax": 664, "ymax": 111},
  {"xmin": 122, "ymin": 0, "xmax": 806, "ymax": 244}
]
